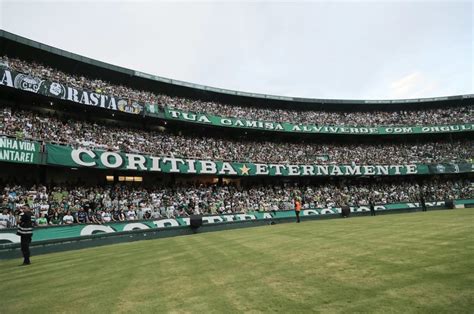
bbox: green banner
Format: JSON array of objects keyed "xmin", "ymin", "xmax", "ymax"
[
  {"xmin": 1, "ymin": 199, "xmax": 472, "ymax": 244},
  {"xmin": 0, "ymin": 67, "xmax": 144, "ymax": 115},
  {"xmin": 163, "ymin": 108, "xmax": 474, "ymax": 135},
  {"xmin": 45, "ymin": 143, "xmax": 473, "ymax": 176},
  {"xmin": 427, "ymin": 163, "xmax": 474, "ymax": 174},
  {"xmin": 0, "ymin": 137, "xmax": 41, "ymax": 164}
]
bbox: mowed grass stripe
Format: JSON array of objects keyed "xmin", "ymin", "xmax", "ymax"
[{"xmin": 1, "ymin": 209, "xmax": 473, "ymax": 313}]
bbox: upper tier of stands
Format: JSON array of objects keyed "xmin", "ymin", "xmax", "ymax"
[{"xmin": 1, "ymin": 55, "xmax": 472, "ymax": 127}]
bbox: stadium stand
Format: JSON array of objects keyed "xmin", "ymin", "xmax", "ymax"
[
  {"xmin": 0, "ymin": 32, "xmax": 472, "ymax": 241},
  {"xmin": 1, "ymin": 106, "xmax": 472, "ymax": 164},
  {"xmin": 1, "ymin": 55, "xmax": 473, "ymax": 127},
  {"xmin": 1, "ymin": 179, "xmax": 472, "ymax": 228}
]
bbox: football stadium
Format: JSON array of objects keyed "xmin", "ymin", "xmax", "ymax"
[{"xmin": 0, "ymin": 4, "xmax": 473, "ymax": 312}]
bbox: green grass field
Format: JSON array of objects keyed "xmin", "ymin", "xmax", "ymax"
[{"xmin": 1, "ymin": 209, "xmax": 473, "ymax": 313}]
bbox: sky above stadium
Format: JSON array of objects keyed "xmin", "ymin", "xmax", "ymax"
[{"xmin": 1, "ymin": 0, "xmax": 472, "ymax": 100}]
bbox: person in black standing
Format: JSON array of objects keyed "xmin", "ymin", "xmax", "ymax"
[
  {"xmin": 369, "ymin": 199, "xmax": 376, "ymax": 216},
  {"xmin": 17, "ymin": 205, "xmax": 34, "ymax": 265},
  {"xmin": 420, "ymin": 193, "xmax": 427, "ymax": 212}
]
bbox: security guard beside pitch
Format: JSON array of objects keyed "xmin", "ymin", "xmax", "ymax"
[
  {"xmin": 17, "ymin": 205, "xmax": 34, "ymax": 265},
  {"xmin": 369, "ymin": 199, "xmax": 376, "ymax": 216}
]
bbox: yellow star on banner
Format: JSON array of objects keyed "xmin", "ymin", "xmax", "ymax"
[{"xmin": 239, "ymin": 164, "xmax": 250, "ymax": 175}]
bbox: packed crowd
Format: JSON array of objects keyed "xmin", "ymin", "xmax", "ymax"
[
  {"xmin": 0, "ymin": 179, "xmax": 471, "ymax": 228},
  {"xmin": 2, "ymin": 56, "xmax": 473, "ymax": 127},
  {"xmin": 1, "ymin": 107, "xmax": 472, "ymax": 165},
  {"xmin": 166, "ymin": 101, "xmax": 473, "ymax": 127}
]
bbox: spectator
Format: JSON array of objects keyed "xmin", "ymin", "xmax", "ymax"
[
  {"xmin": 62, "ymin": 210, "xmax": 75, "ymax": 225},
  {"xmin": 102, "ymin": 209, "xmax": 112, "ymax": 223},
  {"xmin": 76, "ymin": 207, "xmax": 89, "ymax": 224},
  {"xmin": 49, "ymin": 210, "xmax": 62, "ymax": 225},
  {"xmin": 126, "ymin": 206, "xmax": 137, "ymax": 221},
  {"xmin": 36, "ymin": 213, "xmax": 48, "ymax": 227},
  {"xmin": 0, "ymin": 208, "xmax": 10, "ymax": 228}
]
